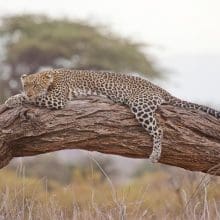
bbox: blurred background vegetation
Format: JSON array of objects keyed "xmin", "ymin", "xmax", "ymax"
[
  {"xmin": 0, "ymin": 14, "xmax": 161, "ymax": 102},
  {"xmin": 0, "ymin": 14, "xmax": 220, "ymax": 219}
]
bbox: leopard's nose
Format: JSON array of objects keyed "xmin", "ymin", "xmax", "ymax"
[{"xmin": 26, "ymin": 91, "xmax": 33, "ymax": 97}]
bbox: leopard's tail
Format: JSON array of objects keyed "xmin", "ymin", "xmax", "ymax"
[{"xmin": 166, "ymin": 95, "xmax": 220, "ymax": 119}]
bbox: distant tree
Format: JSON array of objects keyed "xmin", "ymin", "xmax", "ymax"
[{"xmin": 0, "ymin": 14, "xmax": 161, "ymax": 100}]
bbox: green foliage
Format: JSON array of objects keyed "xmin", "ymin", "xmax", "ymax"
[{"xmin": 1, "ymin": 14, "xmax": 160, "ymax": 77}]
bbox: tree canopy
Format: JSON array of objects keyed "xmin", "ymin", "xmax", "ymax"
[{"xmin": 0, "ymin": 14, "xmax": 161, "ymax": 99}]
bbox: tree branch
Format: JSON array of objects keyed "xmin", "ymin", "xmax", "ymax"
[{"xmin": 0, "ymin": 96, "xmax": 220, "ymax": 175}]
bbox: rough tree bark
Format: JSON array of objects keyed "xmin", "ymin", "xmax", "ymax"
[{"xmin": 0, "ymin": 96, "xmax": 220, "ymax": 175}]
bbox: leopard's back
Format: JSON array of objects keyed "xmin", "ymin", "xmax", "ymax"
[{"xmin": 51, "ymin": 69, "xmax": 170, "ymax": 105}]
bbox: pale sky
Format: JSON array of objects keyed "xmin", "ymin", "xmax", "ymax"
[{"xmin": 0, "ymin": 0, "xmax": 220, "ymax": 105}]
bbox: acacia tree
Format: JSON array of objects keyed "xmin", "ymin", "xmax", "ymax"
[{"xmin": 0, "ymin": 14, "xmax": 161, "ymax": 100}]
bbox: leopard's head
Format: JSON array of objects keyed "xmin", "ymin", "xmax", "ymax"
[{"xmin": 21, "ymin": 72, "xmax": 53, "ymax": 99}]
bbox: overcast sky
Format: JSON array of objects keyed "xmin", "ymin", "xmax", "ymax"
[{"xmin": 1, "ymin": 0, "xmax": 220, "ymax": 105}]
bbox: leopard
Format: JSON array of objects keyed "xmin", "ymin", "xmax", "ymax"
[{"xmin": 5, "ymin": 69, "xmax": 220, "ymax": 162}]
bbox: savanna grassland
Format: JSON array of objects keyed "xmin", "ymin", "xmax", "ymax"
[{"xmin": 0, "ymin": 157, "xmax": 220, "ymax": 220}]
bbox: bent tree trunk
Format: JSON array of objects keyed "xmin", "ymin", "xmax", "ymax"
[{"xmin": 0, "ymin": 96, "xmax": 220, "ymax": 175}]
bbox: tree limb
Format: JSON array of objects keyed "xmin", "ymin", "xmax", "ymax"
[{"xmin": 0, "ymin": 96, "xmax": 220, "ymax": 175}]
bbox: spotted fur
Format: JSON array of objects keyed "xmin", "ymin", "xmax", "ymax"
[{"xmin": 5, "ymin": 69, "xmax": 220, "ymax": 162}]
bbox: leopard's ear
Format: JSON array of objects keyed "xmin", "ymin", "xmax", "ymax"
[
  {"xmin": 45, "ymin": 72, "xmax": 54, "ymax": 84},
  {"xmin": 21, "ymin": 74, "xmax": 27, "ymax": 79},
  {"xmin": 21, "ymin": 74, "xmax": 27, "ymax": 84}
]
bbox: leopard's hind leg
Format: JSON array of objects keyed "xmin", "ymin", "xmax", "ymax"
[{"xmin": 130, "ymin": 95, "xmax": 164, "ymax": 163}]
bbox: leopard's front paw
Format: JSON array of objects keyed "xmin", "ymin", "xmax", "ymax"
[{"xmin": 5, "ymin": 94, "xmax": 25, "ymax": 108}]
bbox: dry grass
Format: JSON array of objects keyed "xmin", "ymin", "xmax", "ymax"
[{"xmin": 0, "ymin": 163, "xmax": 220, "ymax": 220}]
